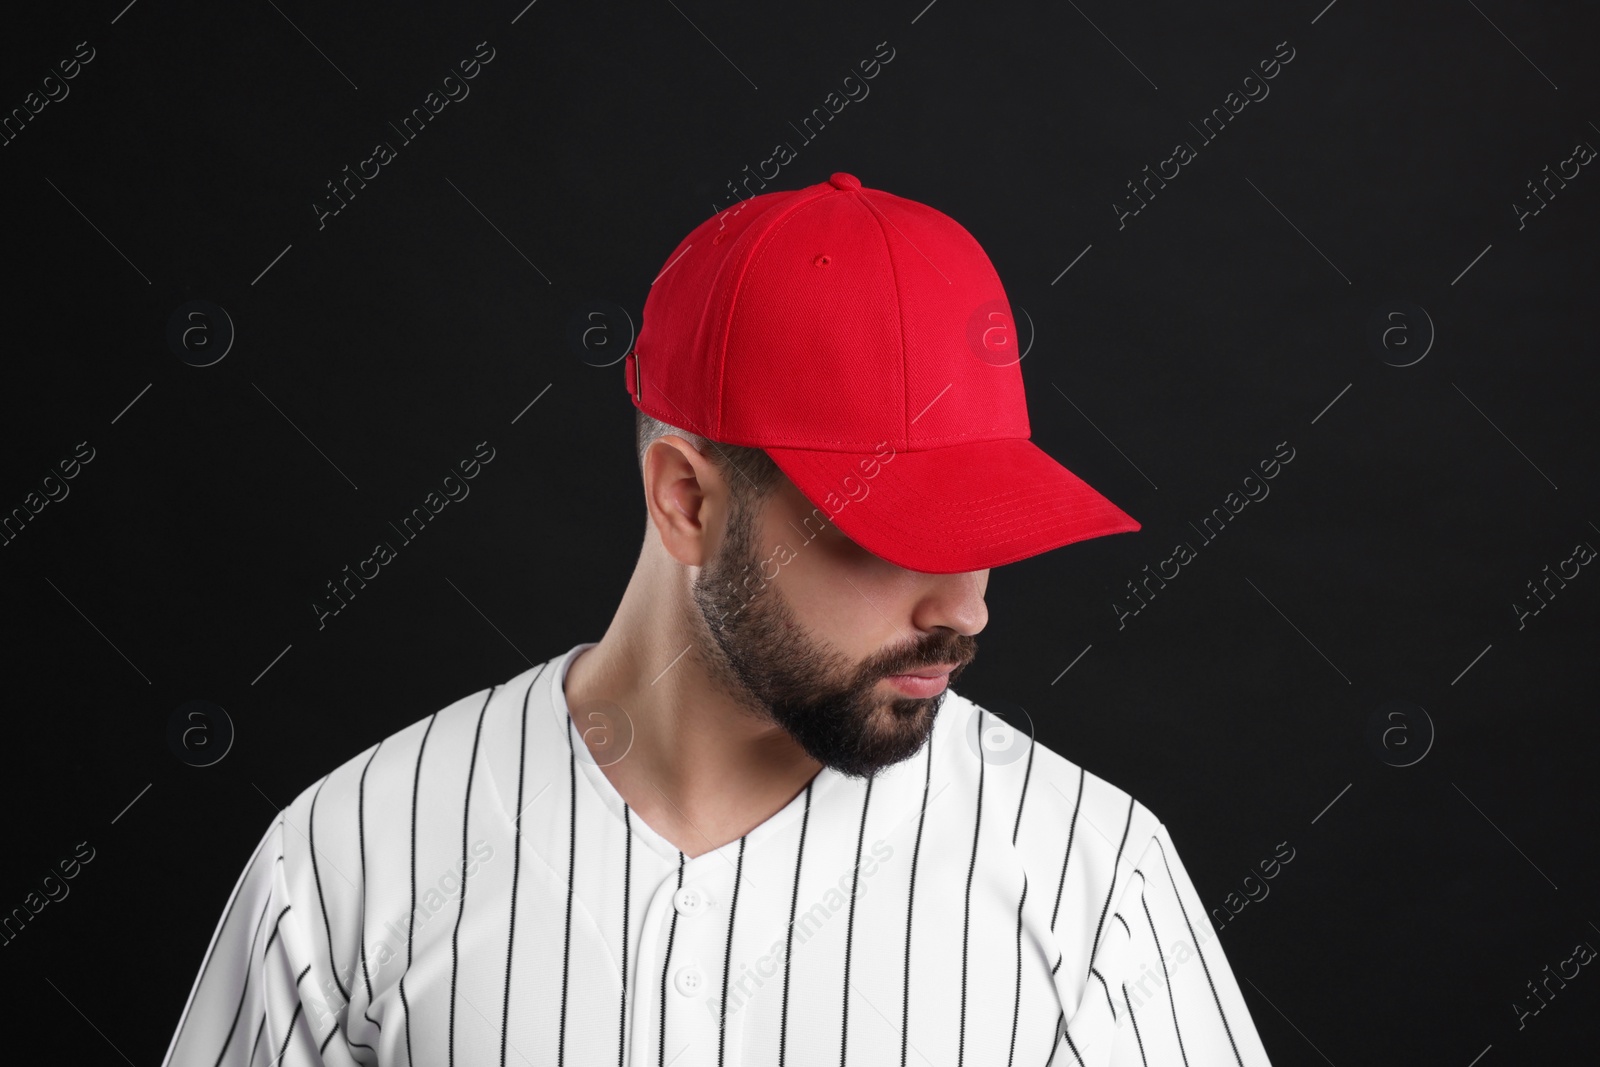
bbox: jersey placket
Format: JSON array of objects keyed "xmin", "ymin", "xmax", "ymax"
[{"xmin": 632, "ymin": 848, "xmax": 744, "ymax": 1067}]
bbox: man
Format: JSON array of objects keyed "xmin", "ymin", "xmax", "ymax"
[{"xmin": 162, "ymin": 172, "xmax": 1273, "ymax": 1066}]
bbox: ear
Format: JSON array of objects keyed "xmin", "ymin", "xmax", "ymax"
[{"xmin": 643, "ymin": 435, "xmax": 729, "ymax": 567}]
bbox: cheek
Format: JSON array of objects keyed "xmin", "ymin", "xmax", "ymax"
[
  {"xmin": 782, "ymin": 533, "xmax": 913, "ymax": 646},
  {"xmin": 759, "ymin": 482, "xmax": 907, "ymax": 644}
]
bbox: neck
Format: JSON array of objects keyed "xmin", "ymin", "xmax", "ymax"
[{"xmin": 562, "ymin": 549, "xmax": 823, "ymax": 858}]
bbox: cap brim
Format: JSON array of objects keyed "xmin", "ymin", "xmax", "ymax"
[{"xmin": 761, "ymin": 437, "xmax": 1141, "ymax": 574}]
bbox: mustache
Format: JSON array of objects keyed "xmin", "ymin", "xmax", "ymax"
[{"xmin": 871, "ymin": 634, "xmax": 978, "ymax": 679}]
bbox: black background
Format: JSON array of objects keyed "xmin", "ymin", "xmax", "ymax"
[{"xmin": 2, "ymin": 1, "xmax": 1596, "ymax": 1063}]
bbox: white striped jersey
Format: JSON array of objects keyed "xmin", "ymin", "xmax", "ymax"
[{"xmin": 162, "ymin": 641, "xmax": 1273, "ymax": 1066}]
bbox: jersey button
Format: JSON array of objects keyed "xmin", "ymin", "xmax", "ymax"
[
  {"xmin": 673, "ymin": 965, "xmax": 704, "ymax": 996},
  {"xmin": 673, "ymin": 887, "xmax": 705, "ymax": 916}
]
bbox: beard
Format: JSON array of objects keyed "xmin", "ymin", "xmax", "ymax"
[{"xmin": 688, "ymin": 489, "xmax": 976, "ymax": 780}]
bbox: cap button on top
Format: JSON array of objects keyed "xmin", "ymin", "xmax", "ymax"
[{"xmin": 828, "ymin": 172, "xmax": 862, "ymax": 191}]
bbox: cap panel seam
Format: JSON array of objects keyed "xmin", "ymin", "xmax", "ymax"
[
  {"xmin": 683, "ymin": 187, "xmax": 796, "ymax": 439},
  {"xmin": 714, "ymin": 185, "xmax": 837, "ymax": 440},
  {"xmin": 852, "ymin": 191, "xmax": 912, "ymax": 447}
]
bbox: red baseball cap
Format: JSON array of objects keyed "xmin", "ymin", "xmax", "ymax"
[{"xmin": 625, "ymin": 171, "xmax": 1140, "ymax": 574}]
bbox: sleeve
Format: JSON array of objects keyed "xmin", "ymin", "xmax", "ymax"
[
  {"xmin": 161, "ymin": 815, "xmax": 340, "ymax": 1067},
  {"xmin": 1073, "ymin": 821, "xmax": 1275, "ymax": 1066}
]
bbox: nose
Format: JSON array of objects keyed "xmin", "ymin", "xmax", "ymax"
[{"xmin": 910, "ymin": 569, "xmax": 989, "ymax": 638}]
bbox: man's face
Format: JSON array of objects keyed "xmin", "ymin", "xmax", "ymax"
[{"xmin": 689, "ymin": 471, "xmax": 986, "ymax": 779}]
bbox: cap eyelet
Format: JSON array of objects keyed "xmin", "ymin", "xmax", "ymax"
[
  {"xmin": 814, "ymin": 254, "xmax": 831, "ymax": 267},
  {"xmin": 712, "ymin": 230, "xmax": 726, "ymax": 245}
]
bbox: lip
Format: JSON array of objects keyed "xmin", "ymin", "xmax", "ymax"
[
  {"xmin": 893, "ymin": 663, "xmax": 961, "ymax": 679},
  {"xmin": 884, "ymin": 667, "xmax": 955, "ymax": 698}
]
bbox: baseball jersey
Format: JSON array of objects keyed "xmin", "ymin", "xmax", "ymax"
[{"xmin": 162, "ymin": 641, "xmax": 1273, "ymax": 1066}]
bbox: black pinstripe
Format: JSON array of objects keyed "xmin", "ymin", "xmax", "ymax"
[
  {"xmin": 262, "ymin": 903, "xmax": 291, "ymax": 961},
  {"xmin": 839, "ymin": 776, "xmax": 874, "ymax": 1066},
  {"xmin": 1008, "ymin": 728, "xmax": 1038, "ymax": 1067},
  {"xmin": 900, "ymin": 731, "xmax": 934, "ymax": 1067},
  {"xmin": 718, "ymin": 835, "xmax": 748, "ymax": 1067},
  {"xmin": 397, "ymin": 984, "xmax": 414, "ymax": 1066},
  {"xmin": 1153, "ymin": 834, "xmax": 1246, "ymax": 1066},
  {"xmin": 1087, "ymin": 797, "xmax": 1135, "ymax": 978},
  {"xmin": 1008, "ymin": 874, "xmax": 1028, "ymax": 1067},
  {"xmin": 1044, "ymin": 1012, "xmax": 1061, "ymax": 1067},
  {"xmin": 1051, "ymin": 766, "xmax": 1085, "ymax": 932},
  {"xmin": 778, "ymin": 780, "xmax": 813, "ymax": 1067},
  {"xmin": 400, "ymin": 710, "xmax": 440, "ymax": 1067},
  {"xmin": 1090, "ymin": 966, "xmax": 1117, "ymax": 1021},
  {"xmin": 212, "ymin": 896, "xmax": 274, "ymax": 1067},
  {"xmin": 448, "ymin": 687, "xmax": 495, "ymax": 1067},
  {"xmin": 246, "ymin": 1009, "xmax": 266, "ymax": 1067},
  {"xmin": 503, "ymin": 670, "xmax": 543, "ymax": 1067},
  {"xmin": 355, "ymin": 741, "xmax": 385, "ymax": 1045},
  {"xmin": 192, "ymin": 824, "xmax": 280, "ymax": 1045},
  {"xmin": 273, "ymin": 998, "xmax": 305, "ymax": 1066},
  {"xmin": 1137, "ymin": 872, "xmax": 1188, "ymax": 1067},
  {"xmin": 307, "ymin": 775, "xmax": 348, "ymax": 1007},
  {"xmin": 658, "ymin": 851, "xmax": 685, "ymax": 1067},
  {"xmin": 1061, "ymin": 1017, "xmax": 1086, "ymax": 1066},
  {"xmin": 245, "ymin": 965, "xmax": 311, "ymax": 1067},
  {"xmin": 1123, "ymin": 982, "xmax": 1150, "ymax": 1066},
  {"xmin": 957, "ymin": 707, "xmax": 987, "ymax": 1067}
]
